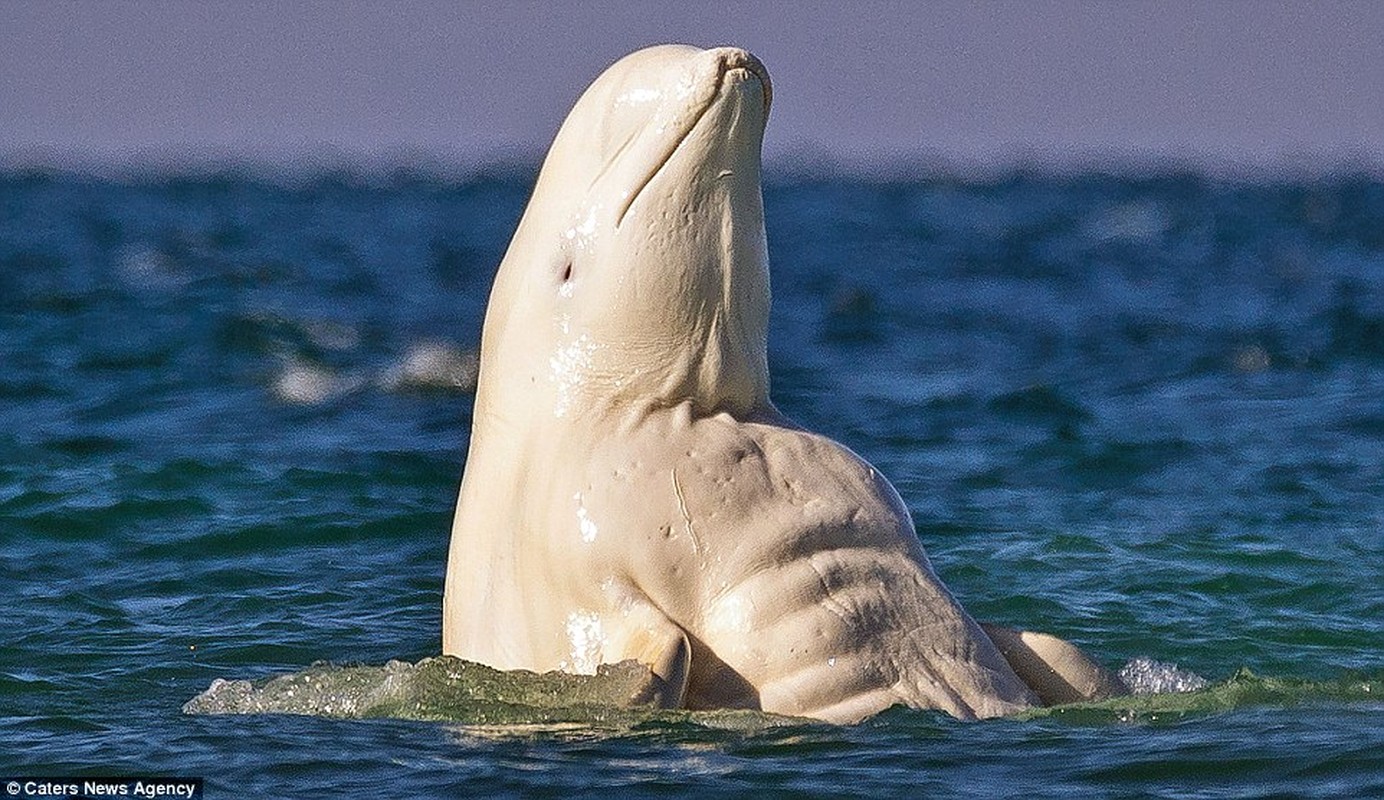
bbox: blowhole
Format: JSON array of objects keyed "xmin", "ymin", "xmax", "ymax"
[{"xmin": 561, "ymin": 263, "xmax": 573, "ymax": 282}]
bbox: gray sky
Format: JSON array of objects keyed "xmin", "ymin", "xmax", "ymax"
[{"xmin": 3, "ymin": 0, "xmax": 1382, "ymax": 172}]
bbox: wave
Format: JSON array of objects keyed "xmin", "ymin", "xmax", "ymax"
[
  {"xmin": 183, "ymin": 656, "xmax": 796, "ymax": 730},
  {"xmin": 184, "ymin": 655, "xmax": 1382, "ymax": 729}
]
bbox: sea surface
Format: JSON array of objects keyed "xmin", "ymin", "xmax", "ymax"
[{"xmin": 1, "ymin": 164, "xmax": 1382, "ymax": 798}]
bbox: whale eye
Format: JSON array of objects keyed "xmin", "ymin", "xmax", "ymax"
[{"xmin": 557, "ymin": 262, "xmax": 576, "ymax": 297}]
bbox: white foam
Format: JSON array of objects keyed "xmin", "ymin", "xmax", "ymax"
[
  {"xmin": 377, "ymin": 341, "xmax": 478, "ymax": 392},
  {"xmin": 271, "ymin": 360, "xmax": 365, "ymax": 405},
  {"xmin": 1118, "ymin": 656, "xmax": 1210, "ymax": 695}
]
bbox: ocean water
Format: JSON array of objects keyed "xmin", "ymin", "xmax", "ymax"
[{"xmin": 1, "ymin": 165, "xmax": 1382, "ymax": 797}]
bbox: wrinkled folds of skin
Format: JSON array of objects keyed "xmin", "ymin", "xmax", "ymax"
[{"xmin": 442, "ymin": 44, "xmax": 1123, "ymax": 723}]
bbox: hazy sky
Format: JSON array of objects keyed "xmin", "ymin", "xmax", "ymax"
[{"xmin": 4, "ymin": 0, "xmax": 1382, "ymax": 172}]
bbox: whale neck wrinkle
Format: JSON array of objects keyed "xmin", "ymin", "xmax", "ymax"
[
  {"xmin": 573, "ymin": 354, "xmax": 771, "ymax": 432},
  {"xmin": 590, "ymin": 288, "xmax": 772, "ymax": 422}
]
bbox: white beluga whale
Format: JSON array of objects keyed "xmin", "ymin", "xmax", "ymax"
[{"xmin": 442, "ymin": 43, "xmax": 1124, "ymax": 723}]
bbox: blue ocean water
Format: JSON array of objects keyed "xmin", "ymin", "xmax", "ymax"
[{"xmin": 1, "ymin": 166, "xmax": 1382, "ymax": 797}]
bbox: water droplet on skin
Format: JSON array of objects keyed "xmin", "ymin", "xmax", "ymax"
[
  {"xmin": 565, "ymin": 612, "xmax": 605, "ymax": 675},
  {"xmin": 574, "ymin": 492, "xmax": 599, "ymax": 543}
]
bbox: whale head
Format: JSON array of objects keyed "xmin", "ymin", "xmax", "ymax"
[{"xmin": 478, "ymin": 44, "xmax": 773, "ymax": 423}]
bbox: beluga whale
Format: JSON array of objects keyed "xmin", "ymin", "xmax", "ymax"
[{"xmin": 442, "ymin": 44, "xmax": 1125, "ymax": 723}]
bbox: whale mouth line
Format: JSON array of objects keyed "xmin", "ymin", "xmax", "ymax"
[
  {"xmin": 615, "ymin": 97, "xmax": 716, "ymax": 230},
  {"xmin": 738, "ymin": 58, "xmax": 772, "ymax": 116},
  {"xmin": 616, "ymin": 64, "xmax": 767, "ymax": 230}
]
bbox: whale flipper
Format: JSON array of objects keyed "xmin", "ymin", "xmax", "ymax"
[
  {"xmin": 979, "ymin": 623, "xmax": 1129, "ymax": 705},
  {"xmin": 607, "ymin": 598, "xmax": 692, "ymax": 709}
]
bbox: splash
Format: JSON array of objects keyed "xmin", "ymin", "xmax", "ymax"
[
  {"xmin": 183, "ymin": 656, "xmax": 799, "ymax": 731},
  {"xmin": 1031, "ymin": 663, "xmax": 1384, "ymax": 724},
  {"xmin": 184, "ymin": 656, "xmax": 664, "ymax": 721},
  {"xmin": 1117, "ymin": 656, "xmax": 1211, "ymax": 694},
  {"xmin": 184, "ymin": 656, "xmax": 1383, "ymax": 728}
]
